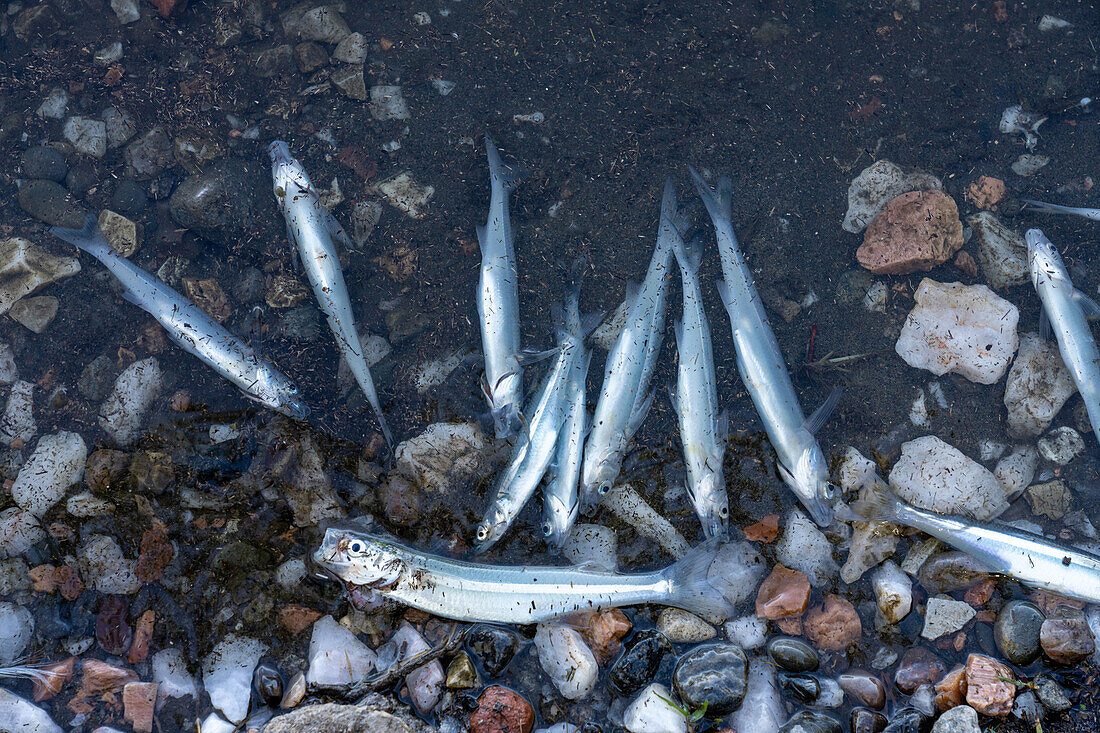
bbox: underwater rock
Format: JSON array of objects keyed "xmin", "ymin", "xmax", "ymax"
[
  {"xmin": 804, "ymin": 594, "xmax": 862, "ymax": 651},
  {"xmin": 263, "ymin": 427, "xmax": 345, "ymax": 527},
  {"xmin": 370, "ymin": 172, "xmax": 434, "ymax": 218},
  {"xmin": 99, "ymin": 357, "xmax": 162, "ymax": 445},
  {"xmin": 725, "ymin": 615, "xmax": 768, "ymax": 649},
  {"xmin": 966, "ymin": 176, "xmax": 1007, "ymax": 210},
  {"xmin": 63, "ymin": 116, "xmax": 107, "ymax": 158},
  {"xmin": 656, "ymin": 608, "xmax": 716, "ymax": 643},
  {"xmin": 890, "ymin": 436, "xmax": 1008, "ymax": 519},
  {"xmin": 895, "ymin": 279, "xmax": 1019, "ymax": 385},
  {"xmin": 756, "ymin": 564, "xmax": 811, "ymax": 621},
  {"xmin": 729, "ymin": 659, "xmax": 786, "ymax": 733},
  {"xmin": 608, "ymin": 630, "xmax": 671, "ymax": 697},
  {"xmin": 968, "ymin": 213, "xmax": 1028, "ymax": 289},
  {"xmin": 306, "ymin": 616, "xmax": 375, "ymax": 688},
  {"xmin": 0, "ymin": 380, "xmax": 35, "ymax": 446},
  {"xmin": 776, "ymin": 509, "xmax": 838, "ymax": 587},
  {"xmin": 387, "ymin": 623, "xmax": 444, "ymax": 715},
  {"xmin": 21, "ymin": 146, "xmax": 67, "ymax": 181},
  {"xmin": 964, "ymin": 654, "xmax": 1015, "ymax": 717},
  {"xmin": 152, "ymin": 648, "xmax": 199, "ymax": 709},
  {"xmin": 369, "ymin": 85, "xmax": 411, "ymax": 121},
  {"xmin": 0, "ymin": 689, "xmax": 61, "ymax": 733},
  {"xmin": 0, "ymin": 343, "xmax": 18, "ymax": 385},
  {"xmin": 469, "ymin": 686, "xmax": 534, "ymax": 733},
  {"xmin": 857, "ymin": 191, "xmax": 964, "ymax": 275},
  {"xmin": 0, "ymin": 238, "xmax": 80, "ymax": 316},
  {"xmin": 168, "ymin": 158, "xmax": 262, "ymax": 244},
  {"xmin": 622, "ymin": 683, "xmax": 687, "ymax": 733},
  {"xmin": 11, "ymin": 431, "xmax": 86, "ymax": 517},
  {"xmin": 79, "ymin": 534, "xmax": 141, "ymax": 594},
  {"xmin": 393, "ymin": 422, "xmax": 488, "ymax": 497},
  {"xmin": 560, "ymin": 523, "xmax": 617, "ymax": 570},
  {"xmin": 921, "ymin": 597, "xmax": 976, "ymax": 640},
  {"xmin": 672, "ymin": 642, "xmax": 748, "ymax": 714},
  {"xmin": 98, "ymin": 210, "xmax": 143, "ymax": 258},
  {"xmin": 1004, "ymin": 333, "xmax": 1076, "ymax": 438},
  {"xmin": 124, "ymin": 127, "xmax": 173, "ymax": 179},
  {"xmin": 842, "ymin": 160, "xmax": 942, "ymax": 233},
  {"xmin": 872, "ymin": 560, "xmax": 912, "ymax": 624},
  {"xmin": 0, "ymin": 508, "xmax": 46, "ymax": 559},
  {"xmin": 204, "ymin": 635, "xmax": 268, "ymax": 724},
  {"xmin": 994, "ymin": 600, "xmax": 1044, "ymax": 666},
  {"xmin": 0, "ymin": 601, "xmax": 33, "ymax": 665},
  {"xmin": 1037, "ymin": 426, "xmax": 1084, "ymax": 465},
  {"xmin": 10, "ymin": 296, "xmax": 57, "ymax": 334},
  {"xmin": 534, "ymin": 624, "xmax": 598, "ymax": 700},
  {"xmin": 993, "ymin": 444, "xmax": 1038, "ymax": 499}
]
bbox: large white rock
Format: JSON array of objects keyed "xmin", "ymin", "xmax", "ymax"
[
  {"xmin": 394, "ymin": 422, "xmax": 487, "ymax": 495},
  {"xmin": 729, "ymin": 660, "xmax": 785, "ymax": 733},
  {"xmin": 306, "ymin": 615, "xmax": 375, "ymax": 688},
  {"xmin": 99, "ymin": 357, "xmax": 162, "ymax": 445},
  {"xmin": 0, "ymin": 689, "xmax": 61, "ymax": 733},
  {"xmin": 560, "ymin": 523, "xmax": 617, "ymax": 570},
  {"xmin": 0, "ymin": 508, "xmax": 46, "ymax": 559},
  {"xmin": 79, "ymin": 535, "xmax": 141, "ymax": 595},
  {"xmin": 725, "ymin": 615, "xmax": 768, "ymax": 650},
  {"xmin": 968, "ymin": 212, "xmax": 1029, "ymax": 289},
  {"xmin": 842, "ymin": 160, "xmax": 942, "ymax": 233},
  {"xmin": 0, "ymin": 381, "xmax": 35, "ymax": 446},
  {"xmin": 11, "ymin": 431, "xmax": 87, "ymax": 517},
  {"xmin": 895, "ymin": 279, "xmax": 1019, "ymax": 385},
  {"xmin": 993, "ymin": 445, "xmax": 1038, "ymax": 499},
  {"xmin": 604, "ymin": 484, "xmax": 689, "ymax": 558},
  {"xmin": 622, "ymin": 683, "xmax": 687, "ymax": 733},
  {"xmin": 0, "ymin": 602, "xmax": 33, "ymax": 665},
  {"xmin": 775, "ymin": 509, "xmax": 838, "ymax": 587},
  {"xmin": 388, "ymin": 623, "xmax": 443, "ymax": 715},
  {"xmin": 203, "ymin": 635, "xmax": 268, "ymax": 724},
  {"xmin": 152, "ymin": 647, "xmax": 199, "ymax": 709},
  {"xmin": 1004, "ymin": 333, "xmax": 1076, "ymax": 438},
  {"xmin": 534, "ymin": 624, "xmax": 598, "ymax": 700},
  {"xmin": 890, "ymin": 436, "xmax": 1008, "ymax": 520},
  {"xmin": 921, "ymin": 596, "xmax": 976, "ymax": 640},
  {"xmin": 703, "ymin": 541, "xmax": 768, "ymax": 613},
  {"xmin": 871, "ymin": 560, "xmax": 912, "ymax": 624}
]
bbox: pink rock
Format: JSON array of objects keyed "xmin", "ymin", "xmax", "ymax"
[
  {"xmin": 857, "ymin": 190, "xmax": 964, "ymax": 274},
  {"xmin": 754, "ymin": 564, "xmax": 811, "ymax": 620},
  {"xmin": 123, "ymin": 682, "xmax": 158, "ymax": 733},
  {"xmin": 964, "ymin": 653, "xmax": 1015, "ymax": 717},
  {"xmin": 469, "ymin": 686, "xmax": 534, "ymax": 733},
  {"xmin": 804, "ymin": 594, "xmax": 862, "ymax": 651}
]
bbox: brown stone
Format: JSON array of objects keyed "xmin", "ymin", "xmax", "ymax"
[
  {"xmin": 128, "ymin": 610, "xmax": 156, "ymax": 664},
  {"xmin": 85, "ymin": 449, "xmax": 130, "ymax": 493},
  {"xmin": 1040, "ymin": 616, "xmax": 1096, "ymax": 665},
  {"xmin": 123, "ymin": 682, "xmax": 157, "ymax": 733},
  {"xmin": 934, "ymin": 665, "xmax": 967, "ymax": 712},
  {"xmin": 894, "ymin": 646, "xmax": 948, "ymax": 694},
  {"xmin": 55, "ymin": 565, "xmax": 84, "ymax": 601},
  {"xmin": 964, "ymin": 578, "xmax": 996, "ymax": 608},
  {"xmin": 580, "ymin": 608, "xmax": 632, "ymax": 664},
  {"xmin": 1031, "ymin": 590, "xmax": 1086, "ymax": 616},
  {"xmin": 74, "ymin": 659, "xmax": 138, "ymax": 708},
  {"xmin": 280, "ymin": 604, "xmax": 323, "ymax": 636},
  {"xmin": 964, "ymin": 653, "xmax": 1015, "ymax": 717},
  {"xmin": 29, "ymin": 564, "xmax": 58, "ymax": 593},
  {"xmin": 744, "ymin": 514, "xmax": 780, "ymax": 543},
  {"xmin": 966, "ymin": 176, "xmax": 1007, "ymax": 210},
  {"xmin": 32, "ymin": 657, "xmax": 74, "ymax": 702},
  {"xmin": 804, "ymin": 594, "xmax": 862, "ymax": 651},
  {"xmin": 953, "ymin": 250, "xmax": 978, "ymax": 278},
  {"xmin": 469, "ymin": 685, "xmax": 534, "ymax": 733},
  {"xmin": 754, "ymin": 564, "xmax": 811, "ymax": 620},
  {"xmin": 135, "ymin": 527, "xmax": 175, "ymax": 583},
  {"xmin": 169, "ymin": 389, "xmax": 191, "ymax": 411},
  {"xmin": 838, "ymin": 670, "xmax": 885, "ymax": 710},
  {"xmin": 775, "ymin": 616, "xmax": 803, "ymax": 635},
  {"xmin": 182, "ymin": 277, "xmax": 232, "ymax": 323},
  {"xmin": 857, "ymin": 190, "xmax": 964, "ymax": 274}
]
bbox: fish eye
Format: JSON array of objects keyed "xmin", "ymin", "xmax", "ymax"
[
  {"xmin": 719, "ymin": 506, "xmax": 729, "ymax": 518},
  {"xmin": 597, "ymin": 482, "xmax": 611, "ymax": 496},
  {"xmin": 288, "ymin": 386, "xmax": 299, "ymax": 395},
  {"xmin": 349, "ymin": 541, "xmax": 363, "ymax": 554},
  {"xmin": 274, "ymin": 186, "xmax": 286, "ymax": 197},
  {"xmin": 542, "ymin": 522, "xmax": 553, "ymax": 537},
  {"xmin": 823, "ymin": 483, "xmax": 837, "ymax": 500}
]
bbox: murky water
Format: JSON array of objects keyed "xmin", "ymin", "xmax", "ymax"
[{"xmin": 1, "ymin": 0, "xmax": 1099, "ymax": 731}]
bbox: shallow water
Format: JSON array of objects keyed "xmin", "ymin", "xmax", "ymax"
[{"xmin": 1, "ymin": 0, "xmax": 1099, "ymax": 731}]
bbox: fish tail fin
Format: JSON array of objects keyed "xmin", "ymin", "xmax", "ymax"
[
  {"xmin": 50, "ymin": 214, "xmax": 109, "ymax": 257},
  {"xmin": 485, "ymin": 135, "xmax": 523, "ymax": 193},
  {"xmin": 688, "ymin": 166, "xmax": 733, "ymax": 223},
  {"xmin": 662, "ymin": 538, "xmax": 734, "ymax": 622},
  {"xmin": 839, "ymin": 480, "xmax": 903, "ymax": 524},
  {"xmin": 346, "ymin": 354, "xmax": 394, "ymax": 448},
  {"xmin": 1021, "ymin": 199, "xmax": 1089, "ymax": 218}
]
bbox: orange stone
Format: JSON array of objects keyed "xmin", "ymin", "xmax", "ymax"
[
  {"xmin": 580, "ymin": 609, "xmax": 633, "ymax": 664},
  {"xmin": 857, "ymin": 190, "xmax": 964, "ymax": 275},
  {"xmin": 123, "ymin": 682, "xmax": 158, "ymax": 733},
  {"xmin": 804, "ymin": 594, "xmax": 862, "ymax": 651},
  {"xmin": 755, "ymin": 564, "xmax": 811, "ymax": 620},
  {"xmin": 32, "ymin": 657, "xmax": 75, "ymax": 702},
  {"xmin": 964, "ymin": 653, "xmax": 1015, "ymax": 717},
  {"xmin": 29, "ymin": 564, "xmax": 58, "ymax": 593},
  {"xmin": 127, "ymin": 610, "xmax": 156, "ymax": 664},
  {"xmin": 280, "ymin": 605, "xmax": 322, "ymax": 636},
  {"xmin": 934, "ymin": 665, "xmax": 967, "ymax": 712},
  {"xmin": 744, "ymin": 515, "xmax": 780, "ymax": 543},
  {"xmin": 469, "ymin": 685, "xmax": 534, "ymax": 733},
  {"xmin": 965, "ymin": 579, "xmax": 996, "ymax": 608},
  {"xmin": 965, "ymin": 176, "xmax": 1007, "ymax": 210}
]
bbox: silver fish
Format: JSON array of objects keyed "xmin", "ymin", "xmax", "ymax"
[
  {"xmin": 269, "ymin": 141, "xmax": 392, "ymax": 446},
  {"xmin": 581, "ymin": 181, "xmax": 675, "ymax": 501},
  {"xmin": 478, "ymin": 137, "xmax": 525, "ymax": 439},
  {"xmin": 690, "ymin": 168, "xmax": 838, "ymax": 527},
  {"xmin": 669, "ymin": 226, "xmax": 729, "ymax": 539},
  {"xmin": 848, "ymin": 482, "xmax": 1100, "ymax": 605},
  {"xmin": 1022, "ymin": 199, "xmax": 1100, "ymax": 222},
  {"xmin": 1027, "ymin": 228, "xmax": 1100, "ymax": 444},
  {"xmin": 51, "ymin": 216, "xmax": 308, "ymax": 418},
  {"xmin": 315, "ymin": 525, "xmax": 735, "ymax": 624}
]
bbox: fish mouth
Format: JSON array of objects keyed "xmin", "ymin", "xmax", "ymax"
[
  {"xmin": 279, "ymin": 398, "xmax": 311, "ymax": 420},
  {"xmin": 268, "ymin": 140, "xmax": 293, "ymax": 164}
]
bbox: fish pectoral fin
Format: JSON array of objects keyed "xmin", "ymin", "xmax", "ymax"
[
  {"xmin": 626, "ymin": 390, "xmax": 656, "ymax": 437},
  {"xmin": 319, "ymin": 207, "xmax": 354, "ymax": 252},
  {"xmin": 117, "ymin": 287, "xmax": 143, "ymax": 307},
  {"xmin": 517, "ymin": 347, "xmax": 560, "ymax": 366},
  {"xmin": 803, "ymin": 386, "xmax": 844, "ymax": 435},
  {"xmin": 715, "ymin": 410, "xmax": 730, "ymax": 443},
  {"xmin": 1072, "ymin": 288, "xmax": 1100, "ymax": 321},
  {"xmin": 1039, "ymin": 305, "xmax": 1052, "ymax": 341}
]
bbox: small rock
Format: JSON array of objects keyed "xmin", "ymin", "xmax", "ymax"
[
  {"xmin": 432, "ymin": 79, "xmax": 456, "ymax": 96},
  {"xmin": 993, "ymin": 600, "xmax": 1044, "ymax": 665},
  {"xmin": 968, "ymin": 212, "xmax": 1027, "ymax": 289},
  {"xmin": 298, "ymin": 6, "xmax": 350, "ymax": 43},
  {"xmin": 560, "ymin": 523, "xmax": 617, "ymax": 570},
  {"xmin": 122, "ymin": 682, "xmax": 157, "ymax": 733},
  {"xmin": 622, "ymin": 683, "xmax": 686, "ymax": 733},
  {"xmin": 182, "ymin": 278, "xmax": 231, "ymax": 323},
  {"xmin": 894, "ymin": 646, "xmax": 948, "ymax": 694},
  {"xmin": 36, "ymin": 88, "xmax": 69, "ymax": 120},
  {"xmin": 467, "ymin": 625, "xmax": 520, "ymax": 678},
  {"xmin": 534, "ymin": 624, "xmax": 597, "ymax": 700},
  {"xmin": 993, "ymin": 445, "xmax": 1038, "ymax": 498},
  {"xmin": 17, "ymin": 181, "xmax": 88, "ymax": 228},
  {"xmin": 755, "ymin": 564, "xmax": 811, "ymax": 620},
  {"xmin": 919, "ymin": 552, "xmax": 991, "ymax": 594},
  {"xmin": 293, "ymin": 42, "xmax": 328, "ymax": 72},
  {"xmin": 0, "ymin": 689, "xmax": 61, "ymax": 732},
  {"xmin": 672, "ymin": 643, "xmax": 748, "ymax": 714},
  {"xmin": 1037, "ymin": 426, "xmax": 1085, "ymax": 465},
  {"xmin": 0, "ymin": 343, "xmax": 18, "ymax": 385},
  {"xmin": 779, "ymin": 712, "xmax": 842, "ymax": 732},
  {"xmin": 1038, "ymin": 15, "xmax": 1072, "ymax": 31},
  {"xmin": 767, "ymin": 636, "xmax": 820, "ymax": 672},
  {"xmin": 0, "ymin": 380, "xmax": 35, "ymax": 445},
  {"xmin": 63, "ymin": 117, "xmax": 108, "ymax": 158},
  {"xmin": 608, "ymin": 630, "xmax": 671, "ymax": 696},
  {"xmin": 890, "ymin": 436, "xmax": 1008, "ymax": 519},
  {"xmin": 21, "ymin": 146, "xmax": 67, "ymax": 182},
  {"xmin": 369, "ymin": 85, "xmax": 411, "ymax": 120},
  {"xmin": 857, "ymin": 191, "xmax": 964, "ymax": 275},
  {"xmin": 124, "ymin": 127, "xmax": 173, "ymax": 178},
  {"xmin": 838, "ymin": 671, "xmax": 885, "ymax": 710},
  {"xmin": 101, "ymin": 107, "xmax": 137, "ymax": 149},
  {"xmin": 1034, "ymin": 675, "xmax": 1072, "ymax": 712},
  {"xmin": 965, "ymin": 177, "xmax": 1006, "ymax": 210},
  {"xmin": 10, "ymin": 295, "xmax": 58, "ymax": 333},
  {"xmin": 394, "ymin": 422, "xmax": 487, "ymax": 495},
  {"xmin": 332, "ymin": 65, "xmax": 367, "ymax": 101},
  {"xmin": 1011, "ymin": 154, "xmax": 1050, "ymax": 177},
  {"xmin": 895, "ymin": 279, "xmax": 1019, "ymax": 385},
  {"xmin": 656, "ymin": 608, "xmax": 716, "ymax": 643},
  {"xmin": 725, "ymin": 615, "xmax": 768, "ymax": 650},
  {"xmin": 842, "ymin": 160, "xmax": 943, "ymax": 233},
  {"xmin": 469, "ymin": 686, "xmax": 534, "ymax": 733},
  {"xmin": 266, "ymin": 274, "xmax": 309, "ymax": 309},
  {"xmin": 99, "ymin": 357, "xmax": 162, "ymax": 445},
  {"xmin": 204, "ymin": 635, "xmax": 268, "ymax": 724},
  {"xmin": 0, "ymin": 602, "xmax": 33, "ymax": 665},
  {"xmin": 349, "ymin": 200, "xmax": 383, "ymax": 246},
  {"xmin": 579, "ymin": 608, "xmax": 631, "ymax": 662},
  {"xmin": 1026, "ymin": 479, "xmax": 1071, "ymax": 518},
  {"xmin": 11, "ymin": 431, "xmax": 86, "ymax": 517},
  {"xmin": 388, "ymin": 623, "xmax": 443, "ymax": 715},
  {"xmin": 872, "ymin": 560, "xmax": 913, "ymax": 624},
  {"xmin": 370, "ymin": 172, "xmax": 433, "ymax": 218},
  {"xmin": 931, "ymin": 705, "xmax": 979, "ymax": 733},
  {"xmin": 110, "ymin": 0, "xmax": 140, "ymax": 23},
  {"xmin": 1039, "ymin": 613, "xmax": 1095, "ymax": 664},
  {"xmin": 152, "ymin": 648, "xmax": 199, "ymax": 706},
  {"xmin": 79, "ymin": 534, "xmax": 140, "ymax": 594},
  {"xmin": 0, "ymin": 508, "xmax": 47, "ymax": 558},
  {"xmin": 775, "ymin": 509, "xmax": 838, "ymax": 586},
  {"xmin": 921, "ymin": 597, "xmax": 976, "ymax": 640},
  {"xmin": 446, "ymin": 652, "xmax": 477, "ymax": 689},
  {"xmin": 168, "ymin": 159, "xmax": 261, "ymax": 244},
  {"xmin": 98, "ymin": 210, "xmax": 143, "ymax": 257},
  {"xmin": 333, "ymin": 32, "xmax": 368, "ymax": 64},
  {"xmin": 851, "ymin": 708, "xmax": 889, "ymax": 733},
  {"xmin": 964, "ymin": 654, "xmax": 1015, "ymax": 717},
  {"xmin": 804, "ymin": 594, "xmax": 862, "ymax": 651},
  {"xmin": 731, "ymin": 659, "xmax": 786, "ymax": 732},
  {"xmin": 1004, "ymin": 333, "xmax": 1076, "ymax": 438}
]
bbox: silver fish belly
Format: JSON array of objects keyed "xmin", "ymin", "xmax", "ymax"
[
  {"xmin": 269, "ymin": 141, "xmax": 392, "ymax": 446},
  {"xmin": 690, "ymin": 168, "xmax": 836, "ymax": 526},
  {"xmin": 51, "ymin": 217, "xmax": 308, "ymax": 418}
]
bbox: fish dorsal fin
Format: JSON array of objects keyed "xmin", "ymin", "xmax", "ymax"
[
  {"xmin": 803, "ymin": 387, "xmax": 843, "ymax": 435},
  {"xmin": 579, "ymin": 311, "xmax": 606, "ymax": 341},
  {"xmin": 475, "ymin": 224, "xmax": 487, "ymax": 252},
  {"xmin": 1073, "ymin": 289, "xmax": 1100, "ymax": 321},
  {"xmin": 1039, "ymin": 306, "xmax": 1051, "ymax": 341},
  {"xmin": 624, "ymin": 281, "xmax": 642, "ymax": 311}
]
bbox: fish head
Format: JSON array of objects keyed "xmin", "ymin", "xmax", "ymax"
[
  {"xmin": 1025, "ymin": 228, "xmax": 1069, "ymax": 289},
  {"xmin": 268, "ymin": 140, "xmax": 313, "ymax": 202},
  {"xmin": 695, "ymin": 471, "xmax": 730, "ymax": 539},
  {"xmin": 483, "ymin": 371, "xmax": 524, "ymax": 439},
  {"xmin": 581, "ymin": 448, "xmax": 621, "ymax": 498},
  {"xmin": 251, "ymin": 364, "xmax": 310, "ymax": 419},
  {"xmin": 780, "ymin": 446, "xmax": 836, "ymax": 528},
  {"xmin": 474, "ymin": 503, "xmax": 510, "ymax": 552},
  {"xmin": 541, "ymin": 494, "xmax": 579, "ymax": 549},
  {"xmin": 314, "ymin": 527, "xmax": 405, "ymax": 589}
]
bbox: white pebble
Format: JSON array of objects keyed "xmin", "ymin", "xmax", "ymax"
[
  {"xmin": 275, "ymin": 558, "xmax": 308, "ymax": 589},
  {"xmin": 11, "ymin": 431, "xmax": 87, "ymax": 517},
  {"xmin": 99, "ymin": 357, "xmax": 162, "ymax": 445},
  {"xmin": 63, "ymin": 116, "xmax": 108, "ymax": 158},
  {"xmin": 110, "ymin": 0, "xmax": 140, "ymax": 23},
  {"xmin": 775, "ymin": 509, "xmax": 838, "ymax": 586},
  {"xmin": 306, "ymin": 615, "xmax": 375, "ymax": 688},
  {"xmin": 1038, "ymin": 426, "xmax": 1085, "ymax": 465},
  {"xmin": 0, "ymin": 381, "xmax": 35, "ymax": 446},
  {"xmin": 871, "ymin": 560, "xmax": 912, "ymax": 624},
  {"xmin": 203, "ymin": 635, "xmax": 268, "ymax": 724},
  {"xmin": 0, "ymin": 689, "xmax": 61, "ymax": 733},
  {"xmin": 890, "ymin": 436, "xmax": 1008, "ymax": 520},
  {"xmin": 560, "ymin": 523, "xmax": 617, "ymax": 570},
  {"xmin": 993, "ymin": 445, "xmax": 1038, "ymax": 499},
  {"xmin": 0, "ymin": 508, "xmax": 46, "ymax": 559},
  {"xmin": 369, "ymin": 86, "xmax": 411, "ymax": 121},
  {"xmin": 1004, "ymin": 333, "xmax": 1077, "ymax": 438},
  {"xmin": 152, "ymin": 648, "xmax": 199, "ymax": 709},
  {"xmin": 724, "ymin": 616, "xmax": 768, "ymax": 650},
  {"xmin": 78, "ymin": 535, "xmax": 141, "ymax": 595},
  {"xmin": 604, "ymin": 484, "xmax": 689, "ymax": 558},
  {"xmin": 0, "ymin": 343, "xmax": 18, "ymax": 385},
  {"xmin": 978, "ymin": 440, "xmax": 1007, "ymax": 462},
  {"xmin": 862, "ymin": 280, "xmax": 888, "ymax": 312},
  {"xmin": 656, "ymin": 608, "xmax": 716, "ymax": 643},
  {"xmin": 411, "ymin": 352, "xmax": 463, "ymax": 393},
  {"xmin": 65, "ymin": 490, "xmax": 112, "ymax": 517},
  {"xmin": 1038, "ymin": 14, "xmax": 1072, "ymax": 31},
  {"xmin": 388, "ymin": 623, "xmax": 443, "ymax": 715},
  {"xmin": 921, "ymin": 596, "xmax": 976, "ymax": 640},
  {"xmin": 208, "ymin": 424, "xmax": 240, "ymax": 444},
  {"xmin": 0, "ymin": 601, "xmax": 33, "ymax": 665},
  {"xmin": 413, "ymin": 11, "xmax": 431, "ymax": 24},
  {"xmin": 729, "ymin": 660, "xmax": 785, "ymax": 733},
  {"xmin": 534, "ymin": 624, "xmax": 598, "ymax": 700},
  {"xmin": 36, "ymin": 88, "xmax": 69, "ymax": 120},
  {"xmin": 431, "ymin": 79, "xmax": 456, "ymax": 96},
  {"xmin": 622, "ymin": 683, "xmax": 686, "ymax": 733}
]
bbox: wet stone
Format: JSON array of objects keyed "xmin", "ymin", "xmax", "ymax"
[
  {"xmin": 851, "ymin": 708, "xmax": 888, "ymax": 733},
  {"xmin": 881, "ymin": 707, "xmax": 926, "ymax": 733},
  {"xmin": 768, "ymin": 636, "xmax": 819, "ymax": 672},
  {"xmin": 755, "ymin": 564, "xmax": 811, "ymax": 620},
  {"xmin": 10, "ymin": 296, "xmax": 57, "ymax": 333},
  {"xmin": 778, "ymin": 711, "xmax": 842, "ymax": 733},
  {"xmin": 17, "ymin": 180, "xmax": 88, "ymax": 228},
  {"xmin": 894, "ymin": 646, "xmax": 947, "ymax": 694},
  {"xmin": 609, "ymin": 630, "xmax": 672, "ymax": 697},
  {"xmin": 1039, "ymin": 614, "xmax": 1096, "ymax": 664},
  {"xmin": 65, "ymin": 163, "xmax": 98, "ymax": 198},
  {"xmin": 993, "ymin": 600, "xmax": 1044, "ymax": 665},
  {"xmin": 671, "ymin": 642, "xmax": 747, "ymax": 714},
  {"xmin": 466, "ymin": 625, "xmax": 520, "ymax": 677},
  {"xmin": 919, "ymin": 552, "xmax": 990, "ymax": 594},
  {"xmin": 109, "ymin": 180, "xmax": 149, "ymax": 216},
  {"xmin": 445, "ymin": 651, "xmax": 477, "ymax": 689},
  {"xmin": 168, "ymin": 158, "xmax": 261, "ymax": 244},
  {"xmin": 124, "ymin": 127, "xmax": 173, "ymax": 179},
  {"xmin": 252, "ymin": 45, "xmax": 295, "ymax": 77},
  {"xmin": 804, "ymin": 594, "xmax": 862, "ymax": 651},
  {"xmin": 293, "ymin": 42, "xmax": 328, "ymax": 72},
  {"xmin": 1034, "ymin": 675, "xmax": 1071, "ymax": 712},
  {"xmin": 22, "ymin": 146, "xmax": 67, "ymax": 182},
  {"xmin": 656, "ymin": 608, "xmax": 715, "ymax": 643},
  {"xmin": 839, "ymin": 671, "xmax": 885, "ymax": 710},
  {"xmin": 779, "ymin": 672, "xmax": 819, "ymax": 704},
  {"xmin": 964, "ymin": 653, "xmax": 1015, "ymax": 717},
  {"xmin": 469, "ymin": 685, "xmax": 534, "ymax": 733}
]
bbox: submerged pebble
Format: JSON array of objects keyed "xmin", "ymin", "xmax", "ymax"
[
  {"xmin": 671, "ymin": 642, "xmax": 748, "ymax": 714},
  {"xmin": 622, "ymin": 683, "xmax": 686, "ymax": 733},
  {"xmin": 534, "ymin": 623, "xmax": 598, "ymax": 700},
  {"xmin": 99, "ymin": 358, "xmax": 162, "ymax": 446}
]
